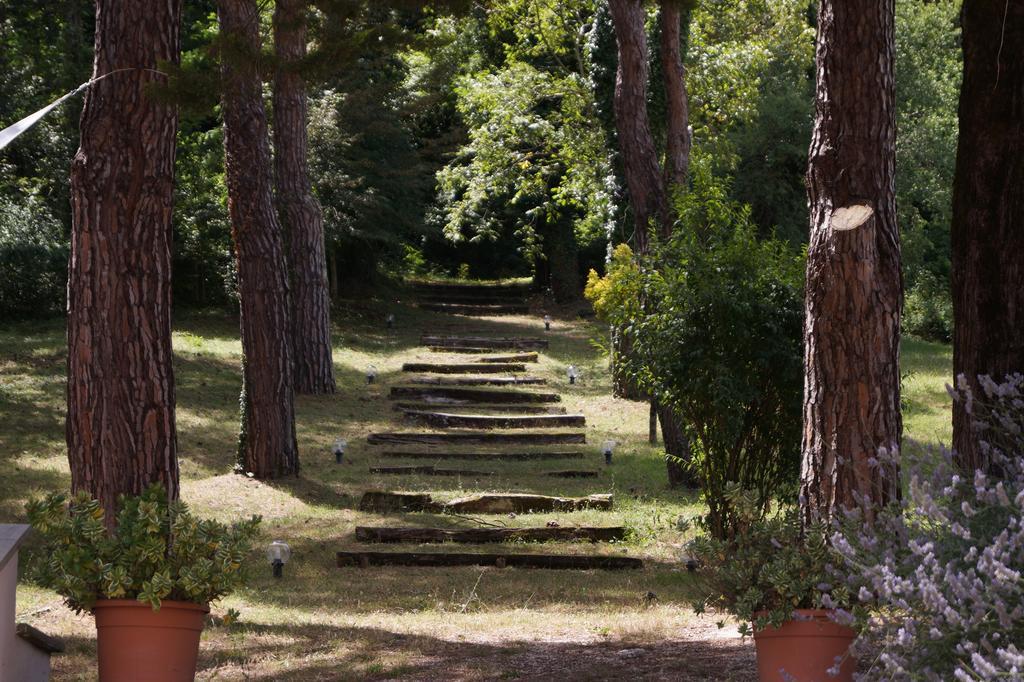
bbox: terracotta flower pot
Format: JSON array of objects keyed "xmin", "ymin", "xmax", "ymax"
[
  {"xmin": 93, "ymin": 599, "xmax": 209, "ymax": 682},
  {"xmin": 752, "ymin": 609, "xmax": 856, "ymax": 682}
]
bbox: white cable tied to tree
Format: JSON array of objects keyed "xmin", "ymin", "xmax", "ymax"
[{"xmin": 0, "ymin": 68, "xmax": 166, "ymax": 152}]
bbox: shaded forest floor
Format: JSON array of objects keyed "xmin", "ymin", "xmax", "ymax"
[{"xmin": 0, "ymin": 287, "xmax": 951, "ymax": 680}]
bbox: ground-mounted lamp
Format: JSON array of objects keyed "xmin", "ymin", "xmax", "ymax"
[
  {"xmin": 543, "ymin": 315, "xmax": 552, "ymax": 331},
  {"xmin": 386, "ymin": 313, "xmax": 395, "ymax": 330},
  {"xmin": 366, "ymin": 365, "xmax": 378, "ymax": 385},
  {"xmin": 266, "ymin": 540, "xmax": 292, "ymax": 579},
  {"xmin": 333, "ymin": 438, "xmax": 347, "ymax": 464},
  {"xmin": 601, "ymin": 440, "xmax": 617, "ymax": 465},
  {"xmin": 567, "ymin": 364, "xmax": 579, "ymax": 385}
]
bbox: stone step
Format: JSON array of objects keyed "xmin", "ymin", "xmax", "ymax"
[
  {"xmin": 393, "ymin": 402, "xmax": 567, "ymax": 415},
  {"xmin": 406, "ymin": 376, "xmax": 546, "ymax": 387},
  {"xmin": 378, "ymin": 450, "xmax": 585, "ymax": 461},
  {"xmin": 402, "ymin": 410, "xmax": 585, "ymax": 429},
  {"xmin": 418, "ymin": 303, "xmax": 529, "ymax": 315},
  {"xmin": 401, "ymin": 363, "xmax": 526, "ymax": 374},
  {"xmin": 366, "ymin": 431, "xmax": 586, "ymax": 446},
  {"xmin": 421, "ymin": 335, "xmax": 548, "ymax": 350},
  {"xmin": 337, "ymin": 551, "xmax": 642, "ymax": 570},
  {"xmin": 354, "ymin": 526, "xmax": 626, "ymax": 544},
  {"xmin": 389, "ymin": 387, "xmax": 560, "ymax": 403}
]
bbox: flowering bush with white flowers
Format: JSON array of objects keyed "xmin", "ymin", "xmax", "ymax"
[{"xmin": 834, "ymin": 374, "xmax": 1024, "ymax": 681}]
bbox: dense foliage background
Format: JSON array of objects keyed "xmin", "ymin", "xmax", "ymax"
[{"xmin": 0, "ymin": 0, "xmax": 959, "ymax": 332}]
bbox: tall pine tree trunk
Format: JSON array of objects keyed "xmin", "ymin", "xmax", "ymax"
[
  {"xmin": 218, "ymin": 0, "xmax": 300, "ymax": 479},
  {"xmin": 951, "ymin": 1, "xmax": 1024, "ymax": 475},
  {"xmin": 67, "ymin": 0, "xmax": 182, "ymax": 524},
  {"xmin": 659, "ymin": 1, "xmax": 690, "ymax": 196},
  {"xmin": 608, "ymin": 0, "xmax": 667, "ymax": 255},
  {"xmin": 800, "ymin": 0, "xmax": 901, "ymax": 524},
  {"xmin": 273, "ymin": 0, "xmax": 336, "ymax": 395},
  {"xmin": 654, "ymin": 1, "xmax": 693, "ymax": 484}
]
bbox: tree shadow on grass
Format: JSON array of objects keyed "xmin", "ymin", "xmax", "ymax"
[{"xmin": 50, "ymin": 621, "xmax": 755, "ymax": 681}]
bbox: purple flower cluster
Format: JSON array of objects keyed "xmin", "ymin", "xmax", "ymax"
[{"xmin": 834, "ymin": 374, "xmax": 1024, "ymax": 680}]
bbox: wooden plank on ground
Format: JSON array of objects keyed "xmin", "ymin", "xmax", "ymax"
[
  {"xmin": 544, "ymin": 470, "xmax": 600, "ymax": 478},
  {"xmin": 337, "ymin": 551, "xmax": 642, "ymax": 570},
  {"xmin": 401, "ymin": 363, "xmax": 526, "ymax": 374},
  {"xmin": 379, "ymin": 451, "xmax": 585, "ymax": 461},
  {"xmin": 369, "ymin": 466, "xmax": 494, "ymax": 477},
  {"xmin": 421, "ymin": 335, "xmax": 548, "ymax": 350},
  {"xmin": 445, "ymin": 493, "xmax": 612, "ymax": 513},
  {"xmin": 409, "ymin": 282, "xmax": 532, "ymax": 296},
  {"xmin": 367, "ymin": 432, "xmax": 586, "ymax": 446},
  {"xmin": 418, "ymin": 303, "xmax": 529, "ymax": 315},
  {"xmin": 354, "ymin": 526, "xmax": 626, "ymax": 544},
  {"xmin": 358, "ymin": 491, "xmax": 438, "ymax": 513},
  {"xmin": 407, "ymin": 376, "xmax": 546, "ymax": 386},
  {"xmin": 477, "ymin": 353, "xmax": 538, "ymax": 363},
  {"xmin": 393, "ymin": 402, "xmax": 567, "ymax": 415},
  {"xmin": 402, "ymin": 411, "xmax": 585, "ymax": 429},
  {"xmin": 389, "ymin": 387, "xmax": 561, "ymax": 403}
]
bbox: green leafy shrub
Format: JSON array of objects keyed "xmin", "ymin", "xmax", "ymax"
[
  {"xmin": 0, "ymin": 196, "xmax": 67, "ymax": 320},
  {"xmin": 903, "ymin": 271, "xmax": 952, "ymax": 343},
  {"xmin": 26, "ymin": 484, "xmax": 261, "ymax": 613},
  {"xmin": 588, "ymin": 161, "xmax": 805, "ymax": 539},
  {"xmin": 688, "ymin": 485, "xmax": 846, "ymax": 636}
]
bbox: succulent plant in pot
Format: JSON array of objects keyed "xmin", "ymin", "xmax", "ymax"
[
  {"xmin": 687, "ymin": 485, "xmax": 855, "ymax": 682},
  {"xmin": 26, "ymin": 483, "xmax": 261, "ymax": 682}
]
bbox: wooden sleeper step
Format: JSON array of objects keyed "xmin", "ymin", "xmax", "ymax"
[
  {"xmin": 402, "ymin": 410, "xmax": 585, "ymax": 429},
  {"xmin": 337, "ymin": 551, "xmax": 642, "ymax": 570},
  {"xmin": 406, "ymin": 376, "xmax": 546, "ymax": 386},
  {"xmin": 421, "ymin": 335, "xmax": 548, "ymax": 350},
  {"xmin": 401, "ymin": 363, "xmax": 526, "ymax": 374},
  {"xmin": 389, "ymin": 387, "xmax": 561, "ymax": 403},
  {"xmin": 477, "ymin": 353, "xmax": 538, "ymax": 363},
  {"xmin": 370, "ymin": 465, "xmax": 493, "ymax": 477},
  {"xmin": 367, "ymin": 432, "xmax": 586, "ymax": 446},
  {"xmin": 418, "ymin": 303, "xmax": 529, "ymax": 315},
  {"xmin": 357, "ymin": 491, "xmax": 612, "ymax": 514},
  {"xmin": 378, "ymin": 451, "xmax": 585, "ymax": 461},
  {"xmin": 393, "ymin": 402, "xmax": 567, "ymax": 415},
  {"xmin": 354, "ymin": 526, "xmax": 626, "ymax": 544}
]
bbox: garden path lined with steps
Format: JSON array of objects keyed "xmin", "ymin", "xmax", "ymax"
[{"xmin": 350, "ymin": 280, "xmax": 639, "ymax": 571}]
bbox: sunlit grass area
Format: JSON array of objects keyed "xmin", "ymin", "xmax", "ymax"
[{"xmin": 0, "ymin": 299, "xmax": 951, "ymax": 680}]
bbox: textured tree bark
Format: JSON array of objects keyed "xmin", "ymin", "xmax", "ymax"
[
  {"xmin": 659, "ymin": 1, "xmax": 690, "ymax": 200},
  {"xmin": 67, "ymin": 0, "xmax": 182, "ymax": 524},
  {"xmin": 608, "ymin": 0, "xmax": 667, "ymax": 255},
  {"xmin": 800, "ymin": 0, "xmax": 902, "ymax": 524},
  {"xmin": 951, "ymin": 1, "xmax": 1024, "ymax": 475},
  {"xmin": 218, "ymin": 0, "xmax": 300, "ymax": 479},
  {"xmin": 273, "ymin": 0, "xmax": 336, "ymax": 395},
  {"xmin": 658, "ymin": 402, "xmax": 696, "ymax": 489}
]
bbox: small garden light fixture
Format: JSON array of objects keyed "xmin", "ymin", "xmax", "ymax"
[
  {"xmin": 543, "ymin": 315, "xmax": 551, "ymax": 331},
  {"xmin": 386, "ymin": 313, "xmax": 395, "ymax": 329},
  {"xmin": 366, "ymin": 365, "xmax": 378, "ymax": 384},
  {"xmin": 602, "ymin": 440, "xmax": 617, "ymax": 465},
  {"xmin": 333, "ymin": 438, "xmax": 347, "ymax": 464},
  {"xmin": 567, "ymin": 364, "xmax": 579, "ymax": 385},
  {"xmin": 266, "ymin": 540, "xmax": 292, "ymax": 579}
]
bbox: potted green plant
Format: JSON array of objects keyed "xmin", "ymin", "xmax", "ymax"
[
  {"xmin": 687, "ymin": 486, "xmax": 855, "ymax": 682},
  {"xmin": 26, "ymin": 483, "xmax": 260, "ymax": 682}
]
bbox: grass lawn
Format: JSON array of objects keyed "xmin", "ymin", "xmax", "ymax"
[{"xmin": 0, "ymin": 295, "xmax": 952, "ymax": 680}]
